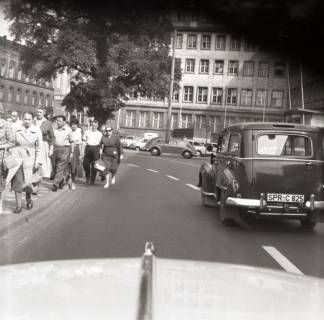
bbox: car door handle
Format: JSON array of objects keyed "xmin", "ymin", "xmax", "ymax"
[{"xmin": 306, "ymin": 161, "xmax": 313, "ymax": 169}]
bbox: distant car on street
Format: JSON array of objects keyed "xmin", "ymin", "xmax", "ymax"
[
  {"xmin": 146, "ymin": 137, "xmax": 197, "ymax": 159},
  {"xmin": 129, "ymin": 138, "xmax": 150, "ymax": 151},
  {"xmin": 198, "ymin": 122, "xmax": 324, "ymax": 228},
  {"xmin": 188, "ymin": 140, "xmax": 207, "ymax": 157},
  {"xmin": 121, "ymin": 135, "xmax": 140, "ymax": 148},
  {"xmin": 205, "ymin": 142, "xmax": 218, "ymax": 155}
]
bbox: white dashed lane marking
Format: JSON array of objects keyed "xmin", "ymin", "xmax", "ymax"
[
  {"xmin": 262, "ymin": 246, "xmax": 303, "ymax": 275},
  {"xmin": 186, "ymin": 184, "xmax": 200, "ymax": 191},
  {"xmin": 127, "ymin": 163, "xmax": 140, "ymax": 167},
  {"xmin": 166, "ymin": 175, "xmax": 180, "ymax": 181},
  {"xmin": 146, "ymin": 169, "xmax": 159, "ymax": 173}
]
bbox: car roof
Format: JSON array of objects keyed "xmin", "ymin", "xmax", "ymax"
[{"xmin": 223, "ymin": 122, "xmax": 321, "ymax": 133}]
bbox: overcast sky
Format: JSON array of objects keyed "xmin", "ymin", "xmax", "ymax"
[{"xmin": 0, "ymin": 2, "xmax": 12, "ymax": 39}]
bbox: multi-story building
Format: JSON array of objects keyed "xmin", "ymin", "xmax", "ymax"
[
  {"xmin": 118, "ymin": 14, "xmax": 289, "ymax": 139},
  {"xmin": 285, "ymin": 61, "xmax": 324, "ymax": 126},
  {"xmin": 0, "ymin": 36, "xmax": 54, "ymax": 117}
]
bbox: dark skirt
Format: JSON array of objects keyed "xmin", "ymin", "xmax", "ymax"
[
  {"xmin": 102, "ymin": 154, "xmax": 119, "ymax": 175},
  {"xmin": 11, "ymin": 165, "xmax": 24, "ymax": 193},
  {"xmin": 70, "ymin": 145, "xmax": 81, "ymax": 174},
  {"xmin": 0, "ymin": 161, "xmax": 8, "ymax": 191}
]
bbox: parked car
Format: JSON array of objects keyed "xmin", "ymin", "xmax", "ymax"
[
  {"xmin": 121, "ymin": 135, "xmax": 140, "ymax": 148},
  {"xmin": 198, "ymin": 122, "xmax": 324, "ymax": 228},
  {"xmin": 129, "ymin": 138, "xmax": 150, "ymax": 151},
  {"xmin": 188, "ymin": 140, "xmax": 207, "ymax": 156},
  {"xmin": 147, "ymin": 137, "xmax": 197, "ymax": 159},
  {"xmin": 205, "ymin": 142, "xmax": 218, "ymax": 154}
]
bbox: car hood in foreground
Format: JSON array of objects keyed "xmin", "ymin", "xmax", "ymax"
[{"xmin": 0, "ymin": 258, "xmax": 324, "ymax": 320}]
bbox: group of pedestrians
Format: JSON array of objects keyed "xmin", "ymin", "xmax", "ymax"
[{"xmin": 0, "ymin": 108, "xmax": 123, "ymax": 214}]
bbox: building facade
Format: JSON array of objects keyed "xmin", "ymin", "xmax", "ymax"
[
  {"xmin": 118, "ymin": 14, "xmax": 289, "ymax": 139},
  {"xmin": 285, "ymin": 61, "xmax": 324, "ymax": 126},
  {"xmin": 0, "ymin": 36, "xmax": 54, "ymax": 117}
]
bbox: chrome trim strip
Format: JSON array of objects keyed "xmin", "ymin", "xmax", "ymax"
[
  {"xmin": 137, "ymin": 242, "xmax": 155, "ymax": 320},
  {"xmin": 258, "ymin": 212, "xmax": 307, "ymax": 217},
  {"xmin": 225, "ymin": 197, "xmax": 261, "ymax": 207},
  {"xmin": 305, "ymin": 201, "xmax": 324, "ymax": 209},
  {"xmin": 233, "ymin": 157, "xmax": 324, "ymax": 163},
  {"xmin": 202, "ymin": 191, "xmax": 216, "ymax": 197}
]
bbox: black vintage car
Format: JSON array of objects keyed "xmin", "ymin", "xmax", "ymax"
[{"xmin": 198, "ymin": 122, "xmax": 324, "ymax": 228}]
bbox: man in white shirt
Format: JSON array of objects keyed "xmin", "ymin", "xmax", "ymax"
[
  {"xmin": 82, "ymin": 119, "xmax": 102, "ymax": 184},
  {"xmin": 52, "ymin": 115, "xmax": 72, "ymax": 191}
]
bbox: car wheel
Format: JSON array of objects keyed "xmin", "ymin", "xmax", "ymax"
[
  {"xmin": 220, "ymin": 190, "xmax": 237, "ymax": 226},
  {"xmin": 197, "ymin": 150, "xmax": 202, "ymax": 157},
  {"xmin": 182, "ymin": 150, "xmax": 192, "ymax": 159},
  {"xmin": 300, "ymin": 219, "xmax": 317, "ymax": 230},
  {"xmin": 150, "ymin": 147, "xmax": 160, "ymax": 156}
]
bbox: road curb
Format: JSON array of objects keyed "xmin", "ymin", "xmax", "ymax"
[{"xmin": 0, "ymin": 187, "xmax": 83, "ymax": 238}]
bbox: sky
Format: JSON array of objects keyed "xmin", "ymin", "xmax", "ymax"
[{"xmin": 0, "ymin": 1, "xmax": 13, "ymax": 39}]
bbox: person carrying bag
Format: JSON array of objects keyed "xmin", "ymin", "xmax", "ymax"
[{"xmin": 99, "ymin": 126, "xmax": 123, "ymax": 189}]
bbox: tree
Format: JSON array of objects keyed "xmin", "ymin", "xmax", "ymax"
[{"xmin": 5, "ymin": 0, "xmax": 176, "ymax": 121}]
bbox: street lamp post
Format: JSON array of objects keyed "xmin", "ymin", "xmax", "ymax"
[{"xmin": 165, "ymin": 29, "xmax": 176, "ymax": 143}]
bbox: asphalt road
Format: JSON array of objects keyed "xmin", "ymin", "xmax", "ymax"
[{"xmin": 0, "ymin": 151, "xmax": 323, "ymax": 279}]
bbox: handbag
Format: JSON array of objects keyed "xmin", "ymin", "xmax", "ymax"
[
  {"xmin": 94, "ymin": 157, "xmax": 105, "ymax": 172},
  {"xmin": 3, "ymin": 148, "xmax": 20, "ymax": 170}
]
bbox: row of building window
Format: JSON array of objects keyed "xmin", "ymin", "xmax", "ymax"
[
  {"xmin": 0, "ymin": 58, "xmax": 52, "ymax": 87},
  {"xmin": 124, "ymin": 110, "xmax": 279, "ymax": 131},
  {"xmin": 172, "ymin": 86, "xmax": 284, "ymax": 108},
  {"xmin": 0, "ymin": 85, "xmax": 52, "ymax": 106},
  {"xmin": 180, "ymin": 58, "xmax": 285, "ymax": 78},
  {"xmin": 175, "ymin": 34, "xmax": 256, "ymax": 51}
]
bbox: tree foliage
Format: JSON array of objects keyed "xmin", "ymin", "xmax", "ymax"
[{"xmin": 6, "ymin": 0, "xmax": 178, "ymax": 121}]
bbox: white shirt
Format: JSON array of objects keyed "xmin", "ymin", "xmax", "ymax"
[
  {"xmin": 35, "ymin": 117, "xmax": 46, "ymax": 128},
  {"xmin": 11, "ymin": 119, "xmax": 23, "ymax": 135},
  {"xmin": 71, "ymin": 127, "xmax": 82, "ymax": 145},
  {"xmin": 83, "ymin": 129, "xmax": 102, "ymax": 146},
  {"xmin": 54, "ymin": 125, "xmax": 72, "ymax": 146}
]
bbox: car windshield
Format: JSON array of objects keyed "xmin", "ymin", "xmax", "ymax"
[{"xmin": 257, "ymin": 134, "xmax": 312, "ymax": 156}]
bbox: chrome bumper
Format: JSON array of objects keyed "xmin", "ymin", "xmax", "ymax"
[
  {"xmin": 305, "ymin": 201, "xmax": 324, "ymax": 210},
  {"xmin": 225, "ymin": 197, "xmax": 262, "ymax": 208},
  {"xmin": 226, "ymin": 196, "xmax": 324, "ymax": 211}
]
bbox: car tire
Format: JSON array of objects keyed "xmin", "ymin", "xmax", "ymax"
[
  {"xmin": 300, "ymin": 219, "xmax": 317, "ymax": 230},
  {"xmin": 182, "ymin": 150, "xmax": 192, "ymax": 159},
  {"xmin": 220, "ymin": 190, "xmax": 237, "ymax": 226},
  {"xmin": 150, "ymin": 147, "xmax": 160, "ymax": 156}
]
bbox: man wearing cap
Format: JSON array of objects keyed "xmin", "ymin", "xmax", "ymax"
[{"xmin": 52, "ymin": 115, "xmax": 72, "ymax": 191}]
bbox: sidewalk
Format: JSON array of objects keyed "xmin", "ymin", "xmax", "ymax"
[{"xmin": 0, "ymin": 178, "xmax": 85, "ymax": 237}]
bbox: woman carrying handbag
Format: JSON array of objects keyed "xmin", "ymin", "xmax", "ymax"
[
  {"xmin": 99, "ymin": 126, "xmax": 123, "ymax": 189},
  {"xmin": 10, "ymin": 112, "xmax": 43, "ymax": 214},
  {"xmin": 0, "ymin": 116, "xmax": 15, "ymax": 213}
]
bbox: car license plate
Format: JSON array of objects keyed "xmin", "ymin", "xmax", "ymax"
[{"xmin": 267, "ymin": 193, "xmax": 304, "ymax": 203}]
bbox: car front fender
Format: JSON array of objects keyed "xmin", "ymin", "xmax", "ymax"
[
  {"xmin": 198, "ymin": 163, "xmax": 215, "ymax": 192},
  {"xmin": 218, "ymin": 167, "xmax": 237, "ymax": 195}
]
